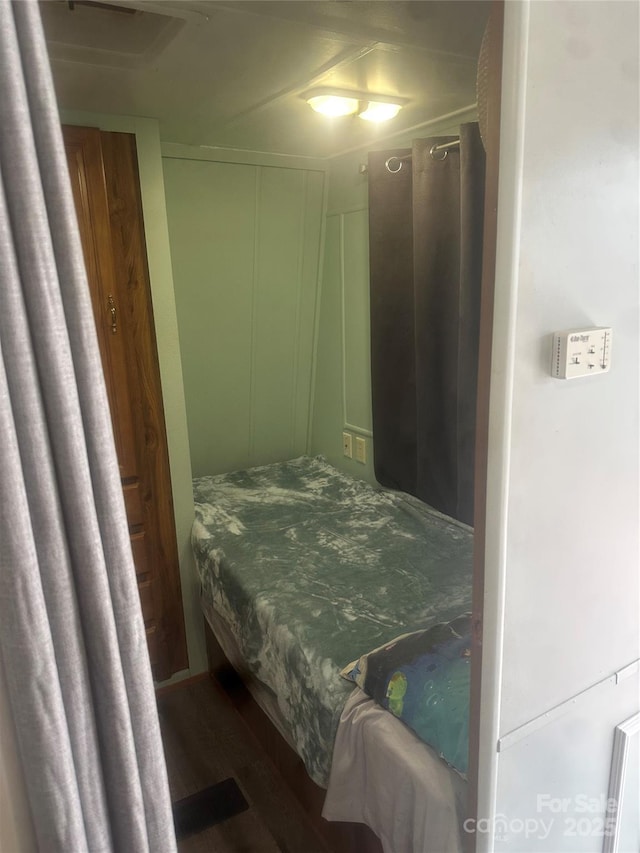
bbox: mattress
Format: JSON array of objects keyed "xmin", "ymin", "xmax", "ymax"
[{"xmin": 191, "ymin": 455, "xmax": 473, "ymax": 786}]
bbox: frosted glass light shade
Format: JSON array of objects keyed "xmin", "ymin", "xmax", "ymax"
[
  {"xmin": 303, "ymin": 88, "xmax": 406, "ymax": 122},
  {"xmin": 358, "ymin": 101, "xmax": 402, "ymax": 122},
  {"xmin": 307, "ymin": 95, "xmax": 359, "ymax": 117}
]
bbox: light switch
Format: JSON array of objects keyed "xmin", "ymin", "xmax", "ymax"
[
  {"xmin": 342, "ymin": 431, "xmax": 353, "ymax": 458},
  {"xmin": 551, "ymin": 327, "xmax": 612, "ymax": 379},
  {"xmin": 355, "ymin": 436, "xmax": 366, "ymax": 464}
]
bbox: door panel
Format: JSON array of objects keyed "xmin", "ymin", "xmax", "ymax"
[
  {"xmin": 63, "ymin": 125, "xmax": 187, "ymax": 679},
  {"xmin": 64, "ymin": 127, "xmax": 138, "ymax": 479}
]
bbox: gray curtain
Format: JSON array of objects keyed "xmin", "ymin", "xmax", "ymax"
[
  {"xmin": 369, "ymin": 123, "xmax": 485, "ymax": 525},
  {"xmin": 0, "ymin": 2, "xmax": 176, "ymax": 850}
]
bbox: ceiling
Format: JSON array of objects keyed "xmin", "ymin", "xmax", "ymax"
[{"xmin": 42, "ymin": 0, "xmax": 490, "ymax": 159}]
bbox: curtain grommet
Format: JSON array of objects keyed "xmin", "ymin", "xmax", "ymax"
[
  {"xmin": 385, "ymin": 156, "xmax": 403, "ymax": 173},
  {"xmin": 429, "ymin": 144, "xmax": 448, "ymax": 161}
]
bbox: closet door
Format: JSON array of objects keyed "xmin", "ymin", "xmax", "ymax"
[{"xmin": 63, "ymin": 125, "xmax": 187, "ymax": 681}]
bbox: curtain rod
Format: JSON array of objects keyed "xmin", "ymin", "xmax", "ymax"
[{"xmin": 359, "ymin": 137, "xmax": 460, "ymax": 175}]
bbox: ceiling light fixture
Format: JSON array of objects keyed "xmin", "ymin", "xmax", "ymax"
[
  {"xmin": 357, "ymin": 100, "xmax": 403, "ymax": 123},
  {"xmin": 303, "ymin": 88, "xmax": 407, "ymax": 123},
  {"xmin": 306, "ymin": 94, "xmax": 360, "ymax": 117}
]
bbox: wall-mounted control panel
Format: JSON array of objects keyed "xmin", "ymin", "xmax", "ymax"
[{"xmin": 551, "ymin": 327, "xmax": 612, "ymax": 379}]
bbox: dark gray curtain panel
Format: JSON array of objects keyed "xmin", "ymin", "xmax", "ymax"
[
  {"xmin": 369, "ymin": 124, "xmax": 485, "ymax": 525},
  {"xmin": 0, "ymin": 2, "xmax": 176, "ymax": 851},
  {"xmin": 368, "ymin": 148, "xmax": 417, "ymax": 495}
]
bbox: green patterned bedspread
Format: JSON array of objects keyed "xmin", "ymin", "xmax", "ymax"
[{"xmin": 191, "ymin": 456, "xmax": 472, "ymax": 787}]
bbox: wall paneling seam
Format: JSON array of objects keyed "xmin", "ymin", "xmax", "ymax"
[
  {"xmin": 305, "ymin": 171, "xmax": 330, "ymax": 454},
  {"xmin": 248, "ymin": 166, "xmax": 261, "ymax": 462},
  {"xmin": 291, "ymin": 171, "xmax": 308, "ymax": 455},
  {"xmin": 497, "ymin": 659, "xmax": 640, "ymax": 752},
  {"xmin": 339, "ymin": 213, "xmax": 348, "ymax": 431},
  {"xmin": 326, "ymin": 204, "xmax": 368, "ymax": 218},
  {"xmin": 160, "ymin": 143, "xmax": 328, "ymax": 174},
  {"xmin": 344, "ymin": 423, "xmax": 373, "ymax": 438}
]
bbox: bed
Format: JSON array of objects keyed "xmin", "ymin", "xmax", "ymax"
[{"xmin": 191, "ymin": 455, "xmax": 473, "ymax": 850}]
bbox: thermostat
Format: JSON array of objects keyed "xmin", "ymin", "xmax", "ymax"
[{"xmin": 551, "ymin": 327, "xmax": 612, "ymax": 379}]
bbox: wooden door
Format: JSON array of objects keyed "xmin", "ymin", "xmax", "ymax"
[{"xmin": 63, "ymin": 125, "xmax": 187, "ymax": 681}]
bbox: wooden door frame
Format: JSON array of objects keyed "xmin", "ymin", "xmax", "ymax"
[{"xmin": 468, "ymin": 1, "xmax": 505, "ymax": 849}]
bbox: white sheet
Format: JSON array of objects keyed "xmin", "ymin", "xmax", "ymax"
[{"xmin": 322, "ymin": 687, "xmax": 467, "ymax": 853}]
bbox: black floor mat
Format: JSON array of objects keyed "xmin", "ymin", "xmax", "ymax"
[{"xmin": 173, "ymin": 777, "xmax": 249, "ymax": 840}]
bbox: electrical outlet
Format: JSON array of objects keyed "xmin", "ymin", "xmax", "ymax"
[
  {"xmin": 355, "ymin": 436, "xmax": 366, "ymax": 464},
  {"xmin": 342, "ymin": 431, "xmax": 353, "ymax": 458}
]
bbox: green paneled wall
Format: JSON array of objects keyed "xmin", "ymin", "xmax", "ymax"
[
  {"xmin": 310, "ymin": 207, "xmax": 377, "ymax": 483},
  {"xmin": 163, "ymin": 153, "xmax": 325, "ymax": 477},
  {"xmin": 342, "ymin": 209, "xmax": 373, "ymax": 433}
]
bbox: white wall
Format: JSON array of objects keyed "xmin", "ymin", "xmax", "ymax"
[{"xmin": 477, "ymin": 2, "xmax": 639, "ymax": 851}]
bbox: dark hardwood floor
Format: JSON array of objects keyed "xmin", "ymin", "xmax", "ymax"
[{"xmin": 157, "ymin": 677, "xmax": 331, "ymax": 853}]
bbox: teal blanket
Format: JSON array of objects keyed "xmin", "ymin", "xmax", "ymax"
[{"xmin": 192, "ymin": 456, "xmax": 472, "ymax": 786}]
